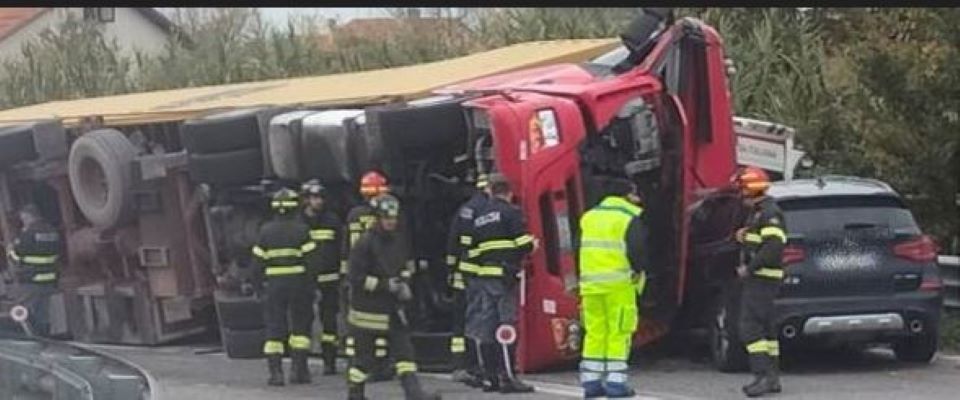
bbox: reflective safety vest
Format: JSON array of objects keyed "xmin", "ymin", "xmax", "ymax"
[{"xmin": 578, "ymin": 196, "xmax": 643, "ymax": 295}]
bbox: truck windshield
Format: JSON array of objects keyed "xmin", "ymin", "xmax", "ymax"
[
  {"xmin": 779, "ymin": 195, "xmax": 920, "ymax": 236},
  {"xmin": 587, "ymin": 45, "xmax": 630, "ymax": 68}
]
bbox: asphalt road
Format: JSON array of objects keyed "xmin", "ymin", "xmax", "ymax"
[{"xmin": 89, "ymin": 342, "xmax": 960, "ymax": 400}]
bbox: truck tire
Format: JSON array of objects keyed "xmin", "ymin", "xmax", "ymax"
[
  {"xmin": 268, "ymin": 110, "xmax": 317, "ymax": 181},
  {"xmin": 893, "ymin": 328, "xmax": 938, "ymax": 363},
  {"xmin": 300, "ymin": 110, "xmax": 363, "ymax": 185},
  {"xmin": 214, "ymin": 291, "xmax": 265, "ymax": 331},
  {"xmin": 68, "ymin": 129, "xmax": 137, "ymax": 229},
  {"xmin": 181, "ymin": 108, "xmax": 265, "ymax": 154},
  {"xmin": 0, "ymin": 124, "xmax": 38, "ymax": 168},
  {"xmin": 187, "ymin": 148, "xmax": 263, "ymax": 186},
  {"xmin": 222, "ymin": 327, "xmax": 267, "ymax": 359},
  {"xmin": 711, "ymin": 299, "xmax": 748, "ymax": 372}
]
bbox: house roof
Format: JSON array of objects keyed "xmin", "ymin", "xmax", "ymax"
[
  {"xmin": 0, "ymin": 8, "xmax": 51, "ymax": 42},
  {"xmin": 318, "ymin": 17, "xmax": 468, "ymax": 50},
  {"xmin": 0, "ymin": 8, "xmax": 177, "ymax": 44}
]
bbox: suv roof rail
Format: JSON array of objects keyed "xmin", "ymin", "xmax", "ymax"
[{"xmin": 814, "ymin": 174, "xmax": 894, "ymax": 191}]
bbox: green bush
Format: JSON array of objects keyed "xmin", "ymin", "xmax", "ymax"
[{"xmin": 940, "ymin": 313, "xmax": 960, "ymax": 353}]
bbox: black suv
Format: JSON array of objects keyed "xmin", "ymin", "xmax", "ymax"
[{"xmin": 709, "ymin": 175, "xmax": 944, "ymax": 370}]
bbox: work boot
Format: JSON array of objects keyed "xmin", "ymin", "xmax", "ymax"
[
  {"xmin": 582, "ymin": 380, "xmax": 606, "ymax": 398},
  {"xmin": 289, "ymin": 351, "xmax": 311, "ymax": 384},
  {"xmin": 769, "ymin": 356, "xmax": 782, "ymax": 393},
  {"xmin": 322, "ymin": 343, "xmax": 338, "ymax": 375},
  {"xmin": 604, "ymin": 382, "xmax": 636, "ymax": 398},
  {"xmin": 498, "ymin": 374, "xmax": 535, "ymax": 394},
  {"xmin": 451, "ymin": 369, "xmax": 484, "ymax": 388},
  {"xmin": 267, "ymin": 355, "xmax": 285, "ymax": 386},
  {"xmin": 400, "ymin": 373, "xmax": 442, "ymax": 400},
  {"xmin": 742, "ymin": 355, "xmax": 777, "ymax": 397},
  {"xmin": 347, "ymin": 382, "xmax": 368, "ymax": 400}
]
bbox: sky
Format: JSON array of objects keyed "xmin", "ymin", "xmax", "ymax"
[{"xmin": 156, "ymin": 8, "xmax": 391, "ymax": 26}]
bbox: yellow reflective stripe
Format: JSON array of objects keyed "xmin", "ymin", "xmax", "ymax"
[
  {"xmin": 310, "ymin": 229, "xmax": 336, "ymax": 241},
  {"xmin": 375, "ymin": 337, "xmax": 387, "ymax": 346},
  {"xmin": 288, "ymin": 335, "xmax": 311, "ymax": 350},
  {"xmin": 767, "ymin": 340, "xmax": 780, "ymax": 356},
  {"xmin": 345, "ymin": 347, "xmax": 356, "ymax": 356},
  {"xmin": 459, "ymin": 262, "xmax": 479, "ymax": 274},
  {"xmin": 469, "ymin": 265, "xmax": 503, "ymax": 277},
  {"xmin": 22, "ymin": 255, "xmax": 57, "ymax": 264},
  {"xmin": 252, "ymin": 246, "xmax": 265, "ymax": 258},
  {"xmin": 376, "ymin": 349, "xmax": 388, "ymax": 357},
  {"xmin": 514, "ymin": 234, "xmax": 534, "ymax": 246},
  {"xmin": 446, "ymin": 255, "xmax": 458, "ymax": 266},
  {"xmin": 33, "ymin": 272, "xmax": 57, "ymax": 282},
  {"xmin": 754, "ymin": 268, "xmax": 784, "ymax": 279},
  {"xmin": 340, "ymin": 260, "xmax": 348, "ymax": 274},
  {"xmin": 348, "ymin": 309, "xmax": 390, "ymax": 330},
  {"xmin": 346, "ymin": 337, "xmax": 355, "ymax": 346},
  {"xmin": 363, "ymin": 276, "xmax": 379, "ymax": 291},
  {"xmin": 320, "ymin": 333, "xmax": 338, "ymax": 343},
  {"xmin": 468, "ymin": 239, "xmax": 518, "ymax": 258},
  {"xmin": 459, "ymin": 235, "xmax": 473, "ymax": 246},
  {"xmin": 263, "ymin": 340, "xmax": 285, "ymax": 355},
  {"xmin": 744, "ymin": 233, "xmax": 762, "ymax": 244},
  {"xmin": 301, "ymin": 241, "xmax": 317, "ymax": 253},
  {"xmin": 317, "ymin": 272, "xmax": 340, "ymax": 283},
  {"xmin": 348, "ymin": 367, "xmax": 368, "ymax": 383},
  {"xmin": 451, "ymin": 272, "xmax": 465, "ymax": 290},
  {"xmin": 760, "ymin": 226, "xmax": 787, "ymax": 243},
  {"xmin": 265, "ymin": 265, "xmax": 306, "ymax": 276},
  {"xmin": 395, "ymin": 361, "xmax": 417, "ymax": 374},
  {"xmin": 450, "ymin": 336, "xmax": 466, "ymax": 353},
  {"xmin": 580, "ymin": 269, "xmax": 632, "ymax": 283},
  {"xmin": 746, "ymin": 340, "xmax": 768, "ymax": 354},
  {"xmin": 401, "ymin": 269, "xmax": 412, "ymax": 279},
  {"xmin": 8, "ymin": 250, "xmax": 20, "ymax": 261},
  {"xmin": 271, "ymin": 200, "xmax": 299, "ymax": 207}
]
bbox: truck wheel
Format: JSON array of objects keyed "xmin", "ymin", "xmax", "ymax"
[
  {"xmin": 222, "ymin": 327, "xmax": 267, "ymax": 359},
  {"xmin": 214, "ymin": 291, "xmax": 265, "ymax": 331},
  {"xmin": 187, "ymin": 148, "xmax": 263, "ymax": 186},
  {"xmin": 893, "ymin": 329, "xmax": 938, "ymax": 363},
  {"xmin": 268, "ymin": 110, "xmax": 317, "ymax": 181},
  {"xmin": 180, "ymin": 109, "xmax": 265, "ymax": 154},
  {"xmin": 68, "ymin": 129, "xmax": 137, "ymax": 229},
  {"xmin": 710, "ymin": 301, "xmax": 748, "ymax": 372},
  {"xmin": 0, "ymin": 124, "xmax": 38, "ymax": 168}
]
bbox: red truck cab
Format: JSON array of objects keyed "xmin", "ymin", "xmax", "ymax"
[{"xmin": 433, "ymin": 14, "xmax": 738, "ymax": 371}]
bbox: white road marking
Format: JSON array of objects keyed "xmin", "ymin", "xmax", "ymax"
[{"xmin": 420, "ymin": 372, "xmax": 667, "ymax": 399}]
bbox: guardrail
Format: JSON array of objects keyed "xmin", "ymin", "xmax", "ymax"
[
  {"xmin": 0, "ymin": 333, "xmax": 152, "ymax": 400},
  {"xmin": 940, "ymin": 255, "xmax": 960, "ymax": 312}
]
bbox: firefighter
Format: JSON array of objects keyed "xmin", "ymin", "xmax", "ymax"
[
  {"xmin": 251, "ymin": 188, "xmax": 317, "ymax": 386},
  {"xmin": 733, "ymin": 166, "xmax": 786, "ymax": 397},
  {"xmin": 300, "ymin": 179, "xmax": 343, "ymax": 376},
  {"xmin": 342, "ymin": 170, "xmax": 396, "ymax": 382},
  {"xmin": 345, "ymin": 194, "xmax": 441, "ymax": 400},
  {"xmin": 576, "ymin": 178, "xmax": 649, "ymax": 398},
  {"xmin": 463, "ymin": 173, "xmax": 536, "ymax": 394},
  {"xmin": 444, "ymin": 173, "xmax": 490, "ymax": 388},
  {"xmin": 5, "ymin": 204, "xmax": 62, "ymax": 337}
]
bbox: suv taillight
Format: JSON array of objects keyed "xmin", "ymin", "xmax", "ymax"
[
  {"xmin": 782, "ymin": 245, "xmax": 806, "ymax": 265},
  {"xmin": 892, "ymin": 235, "xmax": 939, "ymax": 263}
]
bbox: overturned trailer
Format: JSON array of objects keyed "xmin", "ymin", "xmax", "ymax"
[{"xmin": 0, "ymin": 9, "xmax": 793, "ymax": 373}]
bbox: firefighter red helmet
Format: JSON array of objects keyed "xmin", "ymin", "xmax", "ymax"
[
  {"xmin": 734, "ymin": 166, "xmax": 771, "ymax": 197},
  {"xmin": 359, "ymin": 171, "xmax": 389, "ymax": 198}
]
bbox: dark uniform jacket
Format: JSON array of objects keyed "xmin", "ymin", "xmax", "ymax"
[
  {"xmin": 9, "ymin": 221, "xmax": 62, "ymax": 284},
  {"xmin": 742, "ymin": 197, "xmax": 787, "ymax": 280},
  {"xmin": 342, "ymin": 204, "xmax": 377, "ymax": 271},
  {"xmin": 445, "ymin": 191, "xmax": 489, "ymax": 288},
  {"xmin": 464, "ymin": 196, "xmax": 535, "ymax": 279},
  {"xmin": 346, "ymin": 227, "xmax": 416, "ymax": 330},
  {"xmin": 252, "ymin": 214, "xmax": 316, "ymax": 282},
  {"xmin": 301, "ymin": 208, "xmax": 343, "ymax": 284}
]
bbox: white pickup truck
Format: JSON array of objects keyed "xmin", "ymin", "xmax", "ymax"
[{"xmin": 733, "ymin": 116, "xmax": 809, "ymax": 181}]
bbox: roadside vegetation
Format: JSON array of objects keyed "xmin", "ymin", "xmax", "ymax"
[
  {"xmin": 0, "ymin": 7, "xmax": 956, "ymax": 250},
  {"xmin": 941, "ymin": 313, "xmax": 960, "ymax": 353}
]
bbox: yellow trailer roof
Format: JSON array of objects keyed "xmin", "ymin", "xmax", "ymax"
[{"xmin": 0, "ymin": 38, "xmax": 618, "ymax": 127}]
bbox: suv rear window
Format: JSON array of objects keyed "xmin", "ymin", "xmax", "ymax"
[{"xmin": 778, "ymin": 195, "xmax": 920, "ymax": 236}]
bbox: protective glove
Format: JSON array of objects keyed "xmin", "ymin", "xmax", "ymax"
[{"xmin": 388, "ymin": 277, "xmax": 413, "ymax": 301}]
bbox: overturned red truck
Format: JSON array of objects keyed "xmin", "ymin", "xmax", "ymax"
[{"xmin": 0, "ymin": 9, "xmax": 758, "ymax": 372}]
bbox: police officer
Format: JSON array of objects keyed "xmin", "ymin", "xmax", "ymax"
[
  {"xmin": 577, "ymin": 178, "xmax": 649, "ymax": 398},
  {"xmin": 5, "ymin": 204, "xmax": 61, "ymax": 337},
  {"xmin": 733, "ymin": 166, "xmax": 786, "ymax": 397},
  {"xmin": 251, "ymin": 188, "xmax": 317, "ymax": 386},
  {"xmin": 345, "ymin": 194, "xmax": 440, "ymax": 400},
  {"xmin": 463, "ymin": 173, "xmax": 536, "ymax": 393},
  {"xmin": 301, "ymin": 179, "xmax": 343, "ymax": 377},
  {"xmin": 342, "ymin": 170, "xmax": 396, "ymax": 381},
  {"xmin": 444, "ymin": 173, "xmax": 489, "ymax": 388}
]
